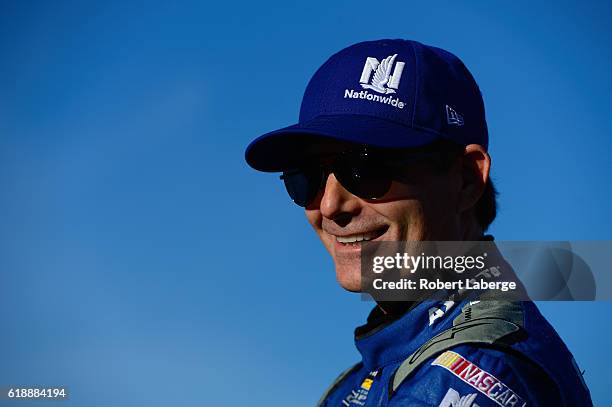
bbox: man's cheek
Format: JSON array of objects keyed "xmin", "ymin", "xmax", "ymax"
[
  {"xmin": 320, "ymin": 231, "xmax": 334, "ymax": 253},
  {"xmin": 388, "ymin": 204, "xmax": 425, "ymax": 241},
  {"xmin": 304, "ymin": 210, "xmax": 332, "ymax": 250}
]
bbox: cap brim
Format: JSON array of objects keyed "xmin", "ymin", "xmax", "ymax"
[{"xmin": 245, "ymin": 114, "xmax": 441, "ymax": 172}]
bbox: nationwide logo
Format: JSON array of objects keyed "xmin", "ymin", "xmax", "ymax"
[
  {"xmin": 360, "ymin": 54, "xmax": 405, "ymax": 94},
  {"xmin": 439, "ymin": 387, "xmax": 480, "ymax": 407},
  {"xmin": 432, "ymin": 351, "xmax": 527, "ymax": 407},
  {"xmin": 344, "ymin": 54, "xmax": 407, "ymax": 109}
]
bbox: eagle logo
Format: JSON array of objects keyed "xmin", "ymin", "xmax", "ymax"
[
  {"xmin": 439, "ymin": 388, "xmax": 479, "ymax": 407},
  {"xmin": 360, "ymin": 54, "xmax": 404, "ymax": 94}
]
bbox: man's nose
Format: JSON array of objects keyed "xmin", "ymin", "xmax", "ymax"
[{"xmin": 319, "ymin": 173, "xmax": 361, "ymax": 221}]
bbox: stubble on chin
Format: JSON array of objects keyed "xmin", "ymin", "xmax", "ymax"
[
  {"xmin": 332, "ymin": 251, "xmax": 362, "ymax": 292},
  {"xmin": 335, "ymin": 264, "xmax": 361, "ymax": 292}
]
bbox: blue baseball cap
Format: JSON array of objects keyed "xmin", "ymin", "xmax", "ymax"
[{"xmin": 245, "ymin": 39, "xmax": 488, "ymax": 172}]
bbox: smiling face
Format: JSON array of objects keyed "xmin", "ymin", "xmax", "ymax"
[{"xmin": 304, "ymin": 144, "xmax": 481, "ymax": 292}]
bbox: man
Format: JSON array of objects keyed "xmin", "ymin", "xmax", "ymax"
[{"xmin": 245, "ymin": 39, "xmax": 592, "ymax": 406}]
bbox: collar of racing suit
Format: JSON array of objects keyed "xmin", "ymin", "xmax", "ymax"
[
  {"xmin": 354, "ymin": 234, "xmax": 500, "ymax": 370},
  {"xmin": 355, "ymin": 300, "xmax": 452, "ymax": 370}
]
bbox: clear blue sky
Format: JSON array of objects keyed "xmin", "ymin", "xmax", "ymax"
[{"xmin": 1, "ymin": 1, "xmax": 611, "ymax": 406}]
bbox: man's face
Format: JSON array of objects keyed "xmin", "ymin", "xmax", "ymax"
[{"xmin": 305, "ymin": 149, "xmax": 462, "ymax": 292}]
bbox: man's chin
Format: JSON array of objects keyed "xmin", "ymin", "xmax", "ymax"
[{"xmin": 335, "ymin": 266, "xmax": 362, "ymax": 292}]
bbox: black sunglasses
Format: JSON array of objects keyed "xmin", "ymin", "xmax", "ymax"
[{"xmin": 280, "ymin": 146, "xmax": 460, "ymax": 207}]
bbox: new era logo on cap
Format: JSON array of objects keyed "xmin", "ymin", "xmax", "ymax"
[{"xmin": 446, "ymin": 105, "xmax": 465, "ymax": 126}]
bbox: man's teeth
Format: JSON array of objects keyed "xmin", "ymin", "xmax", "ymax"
[{"xmin": 336, "ymin": 233, "xmax": 378, "ymax": 244}]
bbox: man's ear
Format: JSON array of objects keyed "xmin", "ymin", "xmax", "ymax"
[{"xmin": 457, "ymin": 144, "xmax": 490, "ymax": 213}]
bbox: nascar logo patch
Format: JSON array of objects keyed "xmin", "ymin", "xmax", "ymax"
[{"xmin": 432, "ymin": 351, "xmax": 526, "ymax": 407}]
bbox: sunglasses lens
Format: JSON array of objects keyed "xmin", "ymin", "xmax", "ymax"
[
  {"xmin": 282, "ymin": 168, "xmax": 322, "ymax": 207},
  {"xmin": 336, "ymin": 160, "xmax": 392, "ymax": 200}
]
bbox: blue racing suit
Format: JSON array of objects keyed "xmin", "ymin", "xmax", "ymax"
[{"xmin": 317, "ymin": 300, "xmax": 592, "ymax": 406}]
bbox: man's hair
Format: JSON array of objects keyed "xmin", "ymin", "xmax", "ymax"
[
  {"xmin": 475, "ymin": 177, "xmax": 498, "ymax": 231},
  {"xmin": 400, "ymin": 139, "xmax": 498, "ymax": 231}
]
